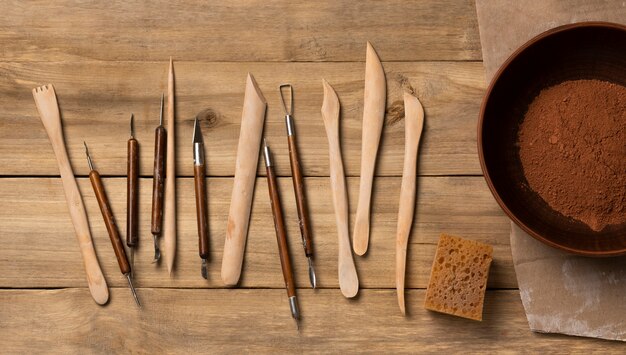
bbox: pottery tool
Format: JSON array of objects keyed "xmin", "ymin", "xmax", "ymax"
[
  {"xmin": 395, "ymin": 91, "xmax": 424, "ymax": 315},
  {"xmin": 84, "ymin": 142, "xmax": 140, "ymax": 307},
  {"xmin": 126, "ymin": 114, "xmax": 139, "ymax": 277},
  {"xmin": 193, "ymin": 118, "xmax": 209, "ymax": 279},
  {"xmin": 263, "ymin": 139, "xmax": 300, "ymax": 326},
  {"xmin": 279, "ymin": 84, "xmax": 316, "ymax": 289},
  {"xmin": 221, "ymin": 73, "xmax": 267, "ymax": 286},
  {"xmin": 321, "ymin": 79, "xmax": 359, "ymax": 298},
  {"xmin": 353, "ymin": 42, "xmax": 386, "ymax": 256},
  {"xmin": 32, "ymin": 84, "xmax": 109, "ymax": 305},
  {"xmin": 163, "ymin": 58, "xmax": 177, "ymax": 275},
  {"xmin": 150, "ymin": 94, "xmax": 166, "ymax": 262}
]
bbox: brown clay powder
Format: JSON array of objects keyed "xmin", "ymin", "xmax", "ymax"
[{"xmin": 518, "ymin": 79, "xmax": 626, "ymax": 231}]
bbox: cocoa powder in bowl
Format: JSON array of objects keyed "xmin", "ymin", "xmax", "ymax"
[{"xmin": 518, "ymin": 79, "xmax": 626, "ymax": 232}]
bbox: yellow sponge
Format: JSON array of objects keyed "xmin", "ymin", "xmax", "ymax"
[{"xmin": 424, "ymin": 233, "xmax": 493, "ymax": 321}]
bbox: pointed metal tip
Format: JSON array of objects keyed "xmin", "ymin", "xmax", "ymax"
[
  {"xmin": 151, "ymin": 234, "xmax": 161, "ymax": 263},
  {"xmin": 159, "ymin": 93, "xmax": 164, "ymax": 126},
  {"xmin": 263, "ymin": 137, "xmax": 268, "ymax": 148},
  {"xmin": 84, "ymin": 142, "xmax": 94, "ymax": 171},
  {"xmin": 308, "ymin": 257, "xmax": 317, "ymax": 289},
  {"xmin": 126, "ymin": 273, "xmax": 141, "ymax": 308},
  {"xmin": 201, "ymin": 259, "xmax": 208, "ymax": 279},
  {"xmin": 192, "ymin": 117, "xmax": 202, "ymax": 144},
  {"xmin": 130, "ymin": 113, "xmax": 135, "ymax": 138}
]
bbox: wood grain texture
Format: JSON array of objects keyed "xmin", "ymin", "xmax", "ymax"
[
  {"xmin": 0, "ymin": 0, "xmax": 480, "ymax": 62},
  {"xmin": 0, "ymin": 61, "xmax": 486, "ymax": 177},
  {"xmin": 0, "ymin": 176, "xmax": 512, "ymax": 289},
  {"xmin": 1, "ymin": 289, "xmax": 622, "ymax": 353}
]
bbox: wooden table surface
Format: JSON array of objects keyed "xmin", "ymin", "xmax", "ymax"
[{"xmin": 0, "ymin": 1, "xmax": 622, "ymax": 353}]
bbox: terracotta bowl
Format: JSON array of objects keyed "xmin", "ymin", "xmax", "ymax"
[{"xmin": 478, "ymin": 22, "xmax": 626, "ymax": 256}]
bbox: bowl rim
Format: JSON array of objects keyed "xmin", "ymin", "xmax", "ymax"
[{"xmin": 477, "ymin": 21, "xmax": 626, "ymax": 257}]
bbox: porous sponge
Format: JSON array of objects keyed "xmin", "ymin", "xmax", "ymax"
[{"xmin": 424, "ymin": 233, "xmax": 493, "ymax": 321}]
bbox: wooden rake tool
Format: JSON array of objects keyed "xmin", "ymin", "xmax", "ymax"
[{"xmin": 32, "ymin": 84, "xmax": 109, "ymax": 305}]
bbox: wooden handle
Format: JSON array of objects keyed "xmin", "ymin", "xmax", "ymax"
[
  {"xmin": 126, "ymin": 138, "xmax": 139, "ymax": 247},
  {"xmin": 321, "ymin": 79, "xmax": 359, "ymax": 298},
  {"xmin": 287, "ymin": 135, "xmax": 313, "ymax": 256},
  {"xmin": 353, "ymin": 42, "xmax": 386, "ymax": 256},
  {"xmin": 194, "ymin": 164, "xmax": 210, "ymax": 259},
  {"xmin": 163, "ymin": 58, "xmax": 177, "ymax": 275},
  {"xmin": 89, "ymin": 170, "xmax": 130, "ymax": 275},
  {"xmin": 33, "ymin": 85, "xmax": 109, "ymax": 305},
  {"xmin": 395, "ymin": 92, "xmax": 425, "ymax": 315},
  {"xmin": 266, "ymin": 165, "xmax": 296, "ymax": 298},
  {"xmin": 221, "ymin": 73, "xmax": 267, "ymax": 286},
  {"xmin": 151, "ymin": 126, "xmax": 167, "ymax": 235}
]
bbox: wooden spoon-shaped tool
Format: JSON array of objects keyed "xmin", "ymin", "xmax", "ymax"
[
  {"xmin": 396, "ymin": 91, "xmax": 424, "ymax": 315},
  {"xmin": 353, "ymin": 42, "xmax": 386, "ymax": 256},
  {"xmin": 321, "ymin": 79, "xmax": 359, "ymax": 298}
]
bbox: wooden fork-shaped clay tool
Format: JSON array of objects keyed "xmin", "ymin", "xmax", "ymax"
[
  {"xmin": 353, "ymin": 42, "xmax": 386, "ymax": 256},
  {"xmin": 321, "ymin": 79, "xmax": 359, "ymax": 298},
  {"xmin": 32, "ymin": 84, "xmax": 109, "ymax": 305},
  {"xmin": 221, "ymin": 73, "xmax": 267, "ymax": 286},
  {"xmin": 396, "ymin": 91, "xmax": 424, "ymax": 315}
]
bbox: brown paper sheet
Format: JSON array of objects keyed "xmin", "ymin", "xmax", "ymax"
[{"xmin": 476, "ymin": 0, "xmax": 626, "ymax": 341}]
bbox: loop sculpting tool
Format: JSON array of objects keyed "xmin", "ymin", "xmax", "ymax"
[
  {"xmin": 193, "ymin": 118, "xmax": 210, "ymax": 279},
  {"xmin": 126, "ymin": 114, "xmax": 139, "ymax": 277},
  {"xmin": 263, "ymin": 139, "xmax": 300, "ymax": 327},
  {"xmin": 150, "ymin": 94, "xmax": 166, "ymax": 263},
  {"xmin": 280, "ymin": 84, "xmax": 316, "ymax": 289},
  {"xmin": 84, "ymin": 142, "xmax": 141, "ymax": 307}
]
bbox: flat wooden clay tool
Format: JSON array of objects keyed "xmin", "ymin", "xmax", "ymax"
[
  {"xmin": 221, "ymin": 73, "xmax": 267, "ymax": 286},
  {"xmin": 396, "ymin": 91, "xmax": 424, "ymax": 315},
  {"xmin": 84, "ymin": 143, "xmax": 140, "ymax": 307},
  {"xmin": 150, "ymin": 94, "xmax": 166, "ymax": 262},
  {"xmin": 353, "ymin": 42, "xmax": 386, "ymax": 256},
  {"xmin": 263, "ymin": 140, "xmax": 300, "ymax": 327},
  {"xmin": 163, "ymin": 58, "xmax": 177, "ymax": 275},
  {"xmin": 321, "ymin": 79, "xmax": 359, "ymax": 298},
  {"xmin": 126, "ymin": 113, "xmax": 139, "ymax": 276},
  {"xmin": 32, "ymin": 84, "xmax": 109, "ymax": 305}
]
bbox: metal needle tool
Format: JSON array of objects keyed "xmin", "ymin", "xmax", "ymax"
[
  {"xmin": 150, "ymin": 94, "xmax": 166, "ymax": 262},
  {"xmin": 84, "ymin": 142, "xmax": 141, "ymax": 307},
  {"xmin": 193, "ymin": 118, "xmax": 210, "ymax": 279},
  {"xmin": 263, "ymin": 139, "xmax": 300, "ymax": 328},
  {"xmin": 126, "ymin": 114, "xmax": 139, "ymax": 278},
  {"xmin": 280, "ymin": 84, "xmax": 317, "ymax": 289}
]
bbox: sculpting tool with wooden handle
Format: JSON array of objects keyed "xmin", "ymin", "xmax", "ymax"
[
  {"xmin": 163, "ymin": 58, "xmax": 177, "ymax": 275},
  {"xmin": 32, "ymin": 84, "xmax": 109, "ymax": 305},
  {"xmin": 126, "ymin": 114, "xmax": 139, "ymax": 277},
  {"xmin": 396, "ymin": 91, "xmax": 424, "ymax": 315},
  {"xmin": 193, "ymin": 118, "xmax": 209, "ymax": 279},
  {"xmin": 280, "ymin": 84, "xmax": 316, "ymax": 289},
  {"xmin": 84, "ymin": 143, "xmax": 140, "ymax": 307},
  {"xmin": 221, "ymin": 73, "xmax": 267, "ymax": 286},
  {"xmin": 321, "ymin": 79, "xmax": 359, "ymax": 298},
  {"xmin": 263, "ymin": 140, "xmax": 300, "ymax": 327},
  {"xmin": 150, "ymin": 94, "xmax": 166, "ymax": 263},
  {"xmin": 353, "ymin": 42, "xmax": 386, "ymax": 256}
]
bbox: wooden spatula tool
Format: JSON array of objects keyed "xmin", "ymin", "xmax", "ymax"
[
  {"xmin": 32, "ymin": 84, "xmax": 109, "ymax": 305},
  {"xmin": 221, "ymin": 73, "xmax": 267, "ymax": 286},
  {"xmin": 321, "ymin": 79, "xmax": 359, "ymax": 298},
  {"xmin": 353, "ymin": 42, "xmax": 386, "ymax": 256},
  {"xmin": 396, "ymin": 91, "xmax": 424, "ymax": 315}
]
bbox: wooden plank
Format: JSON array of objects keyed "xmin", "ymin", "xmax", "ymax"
[
  {"xmin": 0, "ymin": 0, "xmax": 481, "ymax": 62},
  {"xmin": 1, "ymin": 288, "xmax": 622, "ymax": 353},
  {"xmin": 0, "ymin": 176, "xmax": 512, "ymax": 289},
  {"xmin": 0, "ymin": 61, "xmax": 485, "ymax": 176}
]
